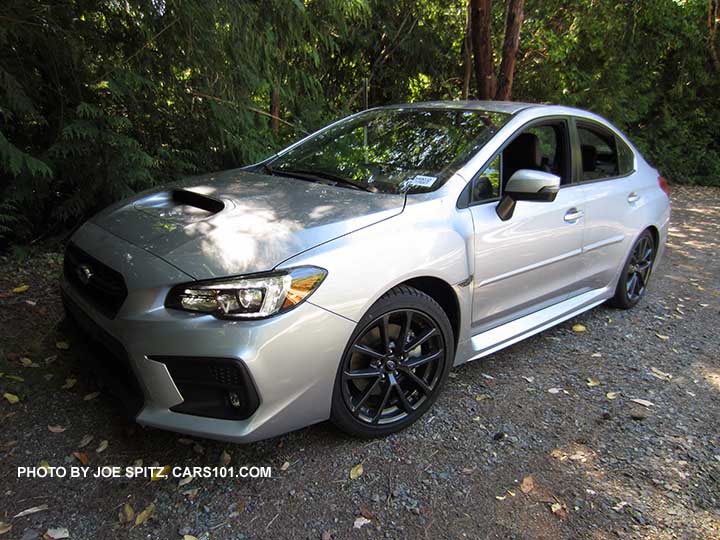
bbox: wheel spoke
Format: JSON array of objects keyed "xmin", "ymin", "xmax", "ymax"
[
  {"xmin": 344, "ymin": 367, "xmax": 382, "ymax": 380},
  {"xmin": 378, "ymin": 315, "xmax": 391, "ymax": 354},
  {"xmin": 390, "ymin": 373, "xmax": 414, "ymax": 413},
  {"xmin": 406, "ymin": 327, "xmax": 438, "ymax": 352},
  {"xmin": 352, "ymin": 377, "xmax": 382, "ymax": 412},
  {"xmin": 399, "ymin": 311, "xmax": 413, "ymax": 350},
  {"xmin": 399, "ymin": 366, "xmax": 432, "ymax": 394},
  {"xmin": 352, "ymin": 343, "xmax": 385, "ymax": 360},
  {"xmin": 371, "ymin": 381, "xmax": 392, "ymax": 424},
  {"xmin": 402, "ymin": 349, "xmax": 443, "ymax": 370},
  {"xmin": 626, "ymin": 273, "xmax": 638, "ymax": 297}
]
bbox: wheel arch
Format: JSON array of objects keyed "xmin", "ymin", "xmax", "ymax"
[{"xmin": 398, "ymin": 276, "xmax": 461, "ymax": 351}]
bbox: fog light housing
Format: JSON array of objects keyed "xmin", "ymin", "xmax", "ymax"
[{"xmin": 228, "ymin": 391, "xmax": 242, "ymax": 408}]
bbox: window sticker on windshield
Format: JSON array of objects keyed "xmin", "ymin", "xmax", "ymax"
[{"xmin": 407, "ymin": 175, "xmax": 437, "ymax": 188}]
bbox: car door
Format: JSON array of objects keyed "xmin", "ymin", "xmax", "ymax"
[
  {"xmin": 467, "ymin": 119, "xmax": 587, "ymax": 332},
  {"xmin": 572, "ymin": 119, "xmax": 638, "ymax": 289}
]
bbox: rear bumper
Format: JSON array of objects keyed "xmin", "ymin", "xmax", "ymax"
[{"xmin": 62, "ymin": 223, "xmax": 356, "ymax": 442}]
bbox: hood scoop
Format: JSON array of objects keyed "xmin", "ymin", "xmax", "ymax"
[
  {"xmin": 132, "ymin": 189, "xmax": 229, "ymax": 223},
  {"xmin": 171, "ymin": 189, "xmax": 225, "ymax": 214}
]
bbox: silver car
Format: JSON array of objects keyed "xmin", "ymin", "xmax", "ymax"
[{"xmin": 61, "ymin": 101, "xmax": 670, "ymax": 441}]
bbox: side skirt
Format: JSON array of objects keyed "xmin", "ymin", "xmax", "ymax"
[{"xmin": 462, "ymin": 287, "xmax": 613, "ymax": 363}]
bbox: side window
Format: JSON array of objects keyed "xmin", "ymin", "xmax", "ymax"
[
  {"xmin": 470, "ymin": 154, "xmax": 501, "ymax": 203},
  {"xmin": 616, "ymin": 137, "xmax": 635, "ymax": 175},
  {"xmin": 577, "ymin": 124, "xmax": 620, "ymax": 181},
  {"xmin": 525, "ymin": 126, "xmax": 557, "ymax": 170},
  {"xmin": 501, "ymin": 121, "xmax": 569, "ymax": 187}
]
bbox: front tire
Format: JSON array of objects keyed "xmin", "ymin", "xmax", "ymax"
[
  {"xmin": 330, "ymin": 285, "xmax": 454, "ymax": 438},
  {"xmin": 609, "ymin": 229, "xmax": 656, "ymax": 309}
]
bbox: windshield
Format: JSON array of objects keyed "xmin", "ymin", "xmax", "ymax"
[{"xmin": 267, "ymin": 107, "xmax": 510, "ymax": 194}]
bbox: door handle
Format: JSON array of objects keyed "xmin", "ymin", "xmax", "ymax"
[
  {"xmin": 564, "ymin": 208, "xmax": 584, "ymax": 223},
  {"xmin": 627, "ymin": 192, "xmax": 641, "ymax": 204}
]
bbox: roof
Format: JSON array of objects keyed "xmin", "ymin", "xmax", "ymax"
[{"xmin": 379, "ymin": 100, "xmax": 540, "ymax": 115}]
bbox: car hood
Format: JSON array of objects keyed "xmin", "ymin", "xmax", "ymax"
[{"xmin": 91, "ymin": 169, "xmax": 405, "ymax": 279}]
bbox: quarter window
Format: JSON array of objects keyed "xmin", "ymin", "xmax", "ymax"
[
  {"xmin": 470, "ymin": 154, "xmax": 501, "ymax": 203},
  {"xmin": 577, "ymin": 124, "xmax": 620, "ymax": 181},
  {"xmin": 616, "ymin": 137, "xmax": 635, "ymax": 175}
]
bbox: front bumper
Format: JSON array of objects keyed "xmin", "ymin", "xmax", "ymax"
[{"xmin": 62, "ymin": 222, "xmax": 356, "ymax": 442}]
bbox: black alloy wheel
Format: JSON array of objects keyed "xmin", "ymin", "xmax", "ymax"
[
  {"xmin": 610, "ymin": 229, "xmax": 657, "ymax": 309},
  {"xmin": 331, "ymin": 286, "xmax": 454, "ymax": 437}
]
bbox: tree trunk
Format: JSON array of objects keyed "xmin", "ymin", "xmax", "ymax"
[
  {"xmin": 470, "ymin": 0, "xmax": 495, "ymax": 100},
  {"xmin": 462, "ymin": 0, "xmax": 473, "ymax": 99},
  {"xmin": 495, "ymin": 0, "xmax": 525, "ymax": 101},
  {"xmin": 270, "ymin": 86, "xmax": 280, "ymax": 135},
  {"xmin": 710, "ymin": 0, "xmax": 720, "ymax": 71}
]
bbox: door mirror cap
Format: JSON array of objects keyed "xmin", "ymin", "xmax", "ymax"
[
  {"xmin": 496, "ymin": 170, "xmax": 561, "ymax": 221},
  {"xmin": 505, "ymin": 169, "xmax": 561, "ymax": 202}
]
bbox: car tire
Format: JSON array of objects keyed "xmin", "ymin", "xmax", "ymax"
[
  {"xmin": 330, "ymin": 285, "xmax": 454, "ymax": 438},
  {"xmin": 609, "ymin": 229, "xmax": 656, "ymax": 310}
]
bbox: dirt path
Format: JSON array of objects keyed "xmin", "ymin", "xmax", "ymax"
[{"xmin": 1, "ymin": 186, "xmax": 719, "ymax": 540}]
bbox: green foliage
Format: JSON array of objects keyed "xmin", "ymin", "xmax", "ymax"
[{"xmin": 0, "ymin": 0, "xmax": 717, "ymax": 241}]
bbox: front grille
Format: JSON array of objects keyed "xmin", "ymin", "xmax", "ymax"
[
  {"xmin": 62, "ymin": 292, "xmax": 144, "ymax": 417},
  {"xmin": 64, "ymin": 243, "xmax": 127, "ymax": 318},
  {"xmin": 150, "ymin": 356, "xmax": 260, "ymax": 420}
]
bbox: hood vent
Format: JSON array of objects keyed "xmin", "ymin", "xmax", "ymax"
[{"xmin": 171, "ymin": 189, "xmax": 225, "ymax": 214}]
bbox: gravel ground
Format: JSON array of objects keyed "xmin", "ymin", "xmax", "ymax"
[{"xmin": 1, "ymin": 186, "xmax": 719, "ymax": 540}]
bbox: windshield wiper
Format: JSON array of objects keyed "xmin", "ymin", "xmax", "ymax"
[{"xmin": 263, "ymin": 165, "xmax": 375, "ymax": 192}]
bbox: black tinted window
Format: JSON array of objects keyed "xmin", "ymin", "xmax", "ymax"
[{"xmin": 577, "ymin": 124, "xmax": 619, "ymax": 180}]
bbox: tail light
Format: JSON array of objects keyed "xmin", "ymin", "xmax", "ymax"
[{"xmin": 658, "ymin": 175, "xmax": 670, "ymax": 197}]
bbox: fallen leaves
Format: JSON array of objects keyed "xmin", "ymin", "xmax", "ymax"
[
  {"xmin": 550, "ymin": 501, "xmax": 569, "ymax": 519},
  {"xmin": 121, "ymin": 503, "xmax": 134, "ymax": 523},
  {"xmin": 0, "ymin": 522, "xmax": 11, "ymax": 535},
  {"xmin": 280, "ymin": 461, "xmax": 290, "ymax": 472},
  {"xmin": 55, "ymin": 341, "xmax": 70, "ymax": 350},
  {"xmin": 606, "ymin": 391, "xmax": 620, "ymax": 400},
  {"xmin": 572, "ymin": 323, "xmax": 587, "ymax": 333},
  {"xmin": 83, "ymin": 391, "xmax": 100, "ymax": 401},
  {"xmin": 547, "ymin": 387, "xmax": 561, "ymax": 394},
  {"xmin": 96, "ymin": 439, "xmax": 108, "ymax": 453},
  {"xmin": 12, "ymin": 284, "xmax": 30, "ymax": 293},
  {"xmin": 134, "ymin": 503, "xmax": 155, "ymax": 526},
  {"xmin": 655, "ymin": 332, "xmax": 670, "ymax": 341},
  {"xmin": 586, "ymin": 378, "xmax": 601, "ymax": 387},
  {"xmin": 630, "ymin": 398, "xmax": 654, "ymax": 408},
  {"xmin": 72, "ymin": 452, "xmax": 89, "ymax": 465},
  {"xmin": 47, "ymin": 425, "xmax": 66, "ymax": 433},
  {"xmin": 353, "ymin": 516, "xmax": 371, "ymax": 529},
  {"xmin": 20, "ymin": 357, "xmax": 38, "ymax": 368},
  {"xmin": 43, "ymin": 527, "xmax": 69, "ymax": 539},
  {"xmin": 349, "ymin": 463, "xmax": 364, "ymax": 480},
  {"xmin": 14, "ymin": 504, "xmax": 49, "ymax": 518},
  {"xmin": 178, "ymin": 475, "xmax": 194, "ymax": 488},
  {"xmin": 78, "ymin": 434, "xmax": 93, "ymax": 448},
  {"xmin": 150, "ymin": 465, "xmax": 170, "ymax": 481},
  {"xmin": 61, "ymin": 377, "xmax": 77, "ymax": 389},
  {"xmin": 219, "ymin": 450, "xmax": 231, "ymax": 467},
  {"xmin": 650, "ymin": 367, "xmax": 672, "ymax": 380},
  {"xmin": 519, "ymin": 475, "xmax": 535, "ymax": 494},
  {"xmin": 3, "ymin": 393, "xmax": 19, "ymax": 404}
]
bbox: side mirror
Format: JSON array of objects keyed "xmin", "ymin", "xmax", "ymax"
[{"xmin": 496, "ymin": 169, "xmax": 561, "ymax": 221}]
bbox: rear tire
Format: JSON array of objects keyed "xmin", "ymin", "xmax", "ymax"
[
  {"xmin": 330, "ymin": 285, "xmax": 454, "ymax": 438},
  {"xmin": 609, "ymin": 229, "xmax": 656, "ymax": 309}
]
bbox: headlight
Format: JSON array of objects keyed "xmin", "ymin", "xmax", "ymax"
[{"xmin": 165, "ymin": 266, "xmax": 327, "ymax": 319}]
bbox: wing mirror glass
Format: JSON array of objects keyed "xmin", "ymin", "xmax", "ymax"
[{"xmin": 496, "ymin": 169, "xmax": 561, "ymax": 221}]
